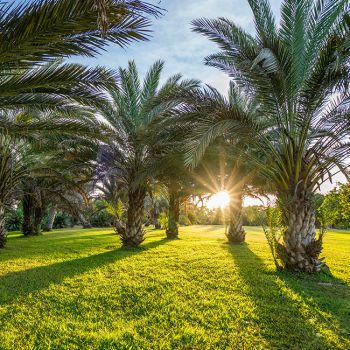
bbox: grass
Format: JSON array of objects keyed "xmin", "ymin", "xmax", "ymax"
[{"xmin": 0, "ymin": 226, "xmax": 349, "ymax": 350}]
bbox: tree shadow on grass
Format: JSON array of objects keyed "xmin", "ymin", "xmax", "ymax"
[
  {"xmin": 276, "ymin": 266, "xmax": 350, "ymax": 345},
  {"xmin": 0, "ymin": 238, "xmax": 168, "ymax": 305},
  {"xmin": 226, "ymin": 243, "xmax": 349, "ymax": 350}
]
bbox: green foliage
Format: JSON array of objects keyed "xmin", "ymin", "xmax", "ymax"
[
  {"xmin": 177, "ymin": 204, "xmax": 229, "ymax": 226},
  {"xmin": 187, "ymin": 211, "xmax": 197, "ymax": 225},
  {"xmin": 242, "ymin": 206, "xmax": 266, "ymax": 226},
  {"xmin": 89, "ymin": 210, "xmax": 113, "ymax": 228},
  {"xmin": 340, "ymin": 185, "xmax": 350, "ymax": 223},
  {"xmin": 262, "ymin": 206, "xmax": 284, "ymax": 269},
  {"xmin": 5, "ymin": 207, "xmax": 23, "ymax": 231},
  {"xmin": 101, "ymin": 199, "xmax": 125, "ymax": 220},
  {"xmin": 179, "ymin": 214, "xmax": 191, "ymax": 226},
  {"xmin": 319, "ymin": 184, "xmax": 350, "ymax": 229},
  {"xmin": 53, "ymin": 212, "xmax": 71, "ymax": 229},
  {"xmin": 0, "ymin": 226, "xmax": 349, "ymax": 349},
  {"xmin": 84, "ymin": 200, "xmax": 114, "ymax": 228},
  {"xmin": 159, "ymin": 212, "xmax": 168, "ymax": 230}
]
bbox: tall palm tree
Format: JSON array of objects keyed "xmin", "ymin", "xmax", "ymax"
[
  {"xmin": 179, "ymin": 83, "xmax": 262, "ymax": 243},
  {"xmin": 192, "ymin": 0, "xmax": 350, "ymax": 272},
  {"xmin": 98, "ymin": 60, "xmax": 199, "ymax": 247}
]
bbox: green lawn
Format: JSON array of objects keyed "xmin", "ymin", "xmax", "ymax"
[{"xmin": 0, "ymin": 226, "xmax": 349, "ymax": 350}]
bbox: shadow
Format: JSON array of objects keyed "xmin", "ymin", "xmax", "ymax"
[
  {"xmin": 0, "ymin": 229, "xmax": 119, "ymax": 262},
  {"xmin": 7, "ymin": 231, "xmax": 116, "ymax": 241},
  {"xmin": 276, "ymin": 268, "xmax": 350, "ymax": 343},
  {"xmin": 226, "ymin": 243, "xmax": 349, "ymax": 349},
  {"xmin": 0, "ymin": 238, "xmax": 168, "ymax": 305}
]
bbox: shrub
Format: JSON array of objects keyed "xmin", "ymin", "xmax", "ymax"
[
  {"xmin": 179, "ymin": 214, "xmax": 191, "ymax": 226},
  {"xmin": 53, "ymin": 212, "xmax": 71, "ymax": 229},
  {"xmin": 89, "ymin": 210, "xmax": 114, "ymax": 227},
  {"xmin": 159, "ymin": 212, "xmax": 168, "ymax": 230},
  {"xmin": 5, "ymin": 207, "xmax": 23, "ymax": 231}
]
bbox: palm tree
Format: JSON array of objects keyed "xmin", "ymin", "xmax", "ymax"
[
  {"xmin": 0, "ymin": 0, "xmax": 162, "ymax": 116},
  {"xmin": 98, "ymin": 60, "xmax": 198, "ymax": 247},
  {"xmin": 0, "ymin": 110, "xmax": 104, "ymax": 247},
  {"xmin": 192, "ymin": 0, "xmax": 350, "ymax": 272},
  {"xmin": 179, "ymin": 84, "xmax": 261, "ymax": 243},
  {"xmin": 0, "ymin": 0, "xmax": 161, "ymax": 247},
  {"xmin": 20, "ymin": 131, "xmax": 99, "ymax": 236}
]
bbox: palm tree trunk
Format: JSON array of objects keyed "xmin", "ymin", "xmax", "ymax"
[
  {"xmin": 121, "ymin": 186, "xmax": 146, "ymax": 247},
  {"xmin": 153, "ymin": 206, "xmax": 161, "ymax": 229},
  {"xmin": 33, "ymin": 204, "xmax": 45, "ymax": 235},
  {"xmin": 0, "ymin": 202, "xmax": 7, "ymax": 248},
  {"xmin": 277, "ymin": 192, "xmax": 324, "ymax": 273},
  {"xmin": 22, "ymin": 194, "xmax": 35, "ymax": 236},
  {"xmin": 22, "ymin": 192, "xmax": 46, "ymax": 236},
  {"xmin": 226, "ymin": 195, "xmax": 245, "ymax": 243},
  {"xmin": 44, "ymin": 206, "xmax": 57, "ymax": 231},
  {"xmin": 166, "ymin": 189, "xmax": 180, "ymax": 239}
]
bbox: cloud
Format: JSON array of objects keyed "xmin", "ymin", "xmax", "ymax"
[{"xmin": 73, "ymin": 0, "xmax": 282, "ymax": 93}]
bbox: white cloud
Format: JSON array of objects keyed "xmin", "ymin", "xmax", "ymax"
[{"xmin": 74, "ymin": 0, "xmax": 282, "ymax": 91}]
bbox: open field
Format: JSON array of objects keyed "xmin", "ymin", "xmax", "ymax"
[{"xmin": 0, "ymin": 226, "xmax": 349, "ymax": 350}]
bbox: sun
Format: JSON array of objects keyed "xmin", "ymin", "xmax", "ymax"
[{"xmin": 207, "ymin": 191, "xmax": 230, "ymax": 209}]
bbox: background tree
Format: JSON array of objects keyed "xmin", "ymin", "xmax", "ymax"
[{"xmin": 319, "ymin": 183, "xmax": 350, "ymax": 229}]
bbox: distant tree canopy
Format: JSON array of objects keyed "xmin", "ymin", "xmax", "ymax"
[{"xmin": 318, "ymin": 183, "xmax": 350, "ymax": 230}]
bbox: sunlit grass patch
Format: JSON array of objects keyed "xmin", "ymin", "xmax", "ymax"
[{"xmin": 0, "ymin": 226, "xmax": 349, "ymax": 349}]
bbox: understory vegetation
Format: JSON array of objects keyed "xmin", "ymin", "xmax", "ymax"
[{"xmin": 0, "ymin": 226, "xmax": 349, "ymax": 350}]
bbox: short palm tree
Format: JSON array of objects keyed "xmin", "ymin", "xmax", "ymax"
[
  {"xmin": 98, "ymin": 60, "xmax": 198, "ymax": 247},
  {"xmin": 192, "ymin": 0, "xmax": 350, "ymax": 272},
  {"xmin": 0, "ymin": 110, "xmax": 104, "ymax": 247}
]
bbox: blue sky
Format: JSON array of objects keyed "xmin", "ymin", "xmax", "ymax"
[{"xmin": 73, "ymin": 0, "xmax": 283, "ymax": 93}]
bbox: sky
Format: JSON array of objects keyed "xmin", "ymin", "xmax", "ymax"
[{"xmin": 73, "ymin": 0, "xmax": 282, "ymax": 93}]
